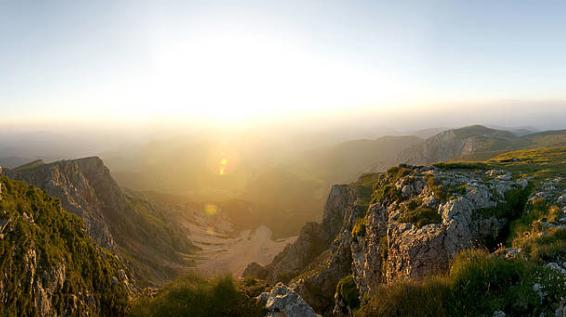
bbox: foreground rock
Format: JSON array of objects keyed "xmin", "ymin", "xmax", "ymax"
[
  {"xmin": 251, "ymin": 150, "xmax": 566, "ymax": 316},
  {"xmin": 257, "ymin": 282, "xmax": 320, "ymax": 317}
]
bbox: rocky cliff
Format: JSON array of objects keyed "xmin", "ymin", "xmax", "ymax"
[
  {"xmin": 0, "ymin": 176, "xmax": 132, "ymax": 316},
  {"xmin": 6, "ymin": 157, "xmax": 196, "ymax": 285},
  {"xmin": 247, "ymin": 146, "xmax": 566, "ymax": 316}
]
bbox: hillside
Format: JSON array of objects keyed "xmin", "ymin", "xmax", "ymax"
[
  {"xmin": 246, "ymin": 146, "xmax": 566, "ymax": 316},
  {"xmin": 6, "ymin": 157, "xmax": 196, "ymax": 285},
  {"xmin": 0, "ymin": 176, "xmax": 132, "ymax": 316},
  {"xmin": 399, "ymin": 125, "xmax": 566, "ymax": 164},
  {"xmin": 295, "ymin": 136, "xmax": 423, "ymax": 185}
]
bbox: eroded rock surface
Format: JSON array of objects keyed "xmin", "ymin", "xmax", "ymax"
[
  {"xmin": 257, "ymin": 283, "xmax": 320, "ymax": 317},
  {"xmin": 254, "ymin": 163, "xmax": 559, "ymax": 316}
]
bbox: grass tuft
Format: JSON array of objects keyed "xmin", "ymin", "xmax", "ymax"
[
  {"xmin": 129, "ymin": 273, "xmax": 264, "ymax": 317},
  {"xmin": 357, "ymin": 249, "xmax": 566, "ymax": 317}
]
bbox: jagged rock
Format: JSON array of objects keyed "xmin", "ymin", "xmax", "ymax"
[
  {"xmin": 261, "ymin": 222, "xmax": 327, "ymax": 284},
  {"xmin": 493, "ymin": 310, "xmax": 507, "ymax": 317},
  {"xmin": 257, "ymin": 282, "xmax": 319, "ymax": 317},
  {"xmin": 546, "ymin": 262, "xmax": 566, "ymax": 277},
  {"xmin": 351, "ymin": 203, "xmax": 388, "ymax": 295},
  {"xmin": 532, "ymin": 283, "xmax": 546, "ymax": 302},
  {"xmin": 257, "ymin": 158, "xmax": 565, "ymax": 316},
  {"xmin": 290, "ymin": 229, "xmax": 354, "ymax": 313},
  {"xmin": 7, "ymin": 157, "xmax": 118, "ymax": 247},
  {"xmin": 259, "ymin": 185, "xmax": 357, "ymax": 285},
  {"xmin": 493, "ymin": 310, "xmax": 506, "ymax": 317},
  {"xmin": 351, "ymin": 167, "xmax": 524, "ymax": 289}
]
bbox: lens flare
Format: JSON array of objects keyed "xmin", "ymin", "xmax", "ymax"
[
  {"xmin": 204, "ymin": 203, "xmax": 218, "ymax": 216},
  {"xmin": 219, "ymin": 158, "xmax": 228, "ymax": 175}
]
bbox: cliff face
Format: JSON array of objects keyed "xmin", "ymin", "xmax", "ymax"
[
  {"xmin": 0, "ymin": 176, "xmax": 131, "ymax": 316},
  {"xmin": 7, "ymin": 157, "xmax": 195, "ymax": 285},
  {"xmin": 8, "ymin": 157, "xmax": 120, "ymax": 247},
  {"xmin": 249, "ymin": 147, "xmax": 566, "ymax": 316},
  {"xmin": 350, "ymin": 166, "xmax": 526, "ymax": 294},
  {"xmin": 251, "ymin": 185, "xmax": 356, "ymax": 284}
]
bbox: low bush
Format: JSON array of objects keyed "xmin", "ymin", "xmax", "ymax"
[
  {"xmin": 336, "ymin": 275, "xmax": 361, "ymax": 310},
  {"xmin": 129, "ymin": 273, "xmax": 264, "ymax": 317},
  {"xmin": 357, "ymin": 249, "xmax": 566, "ymax": 317},
  {"xmin": 514, "ymin": 226, "xmax": 566, "ymax": 261},
  {"xmin": 399, "ymin": 207, "xmax": 441, "ymax": 228},
  {"xmin": 359, "ymin": 277, "xmax": 449, "ymax": 317},
  {"xmin": 352, "ymin": 217, "xmax": 368, "ymax": 239}
]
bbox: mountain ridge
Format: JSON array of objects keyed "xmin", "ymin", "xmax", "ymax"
[
  {"xmin": 6, "ymin": 156, "xmax": 196, "ymax": 285},
  {"xmin": 0, "ymin": 176, "xmax": 132, "ymax": 316}
]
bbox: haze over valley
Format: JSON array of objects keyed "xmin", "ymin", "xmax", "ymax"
[{"xmin": 1, "ymin": 1, "xmax": 566, "ymax": 316}]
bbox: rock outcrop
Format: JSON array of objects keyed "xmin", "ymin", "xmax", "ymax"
[
  {"xmin": 6, "ymin": 157, "xmax": 195, "ymax": 284},
  {"xmin": 253, "ymin": 154, "xmax": 566, "ymax": 316},
  {"xmin": 246, "ymin": 185, "xmax": 357, "ymax": 285},
  {"xmin": 351, "ymin": 166, "xmax": 528, "ymax": 294},
  {"xmin": 257, "ymin": 282, "xmax": 320, "ymax": 317},
  {"xmin": 8, "ymin": 157, "xmax": 119, "ymax": 247}
]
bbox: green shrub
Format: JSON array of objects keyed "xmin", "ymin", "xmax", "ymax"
[
  {"xmin": 514, "ymin": 226, "xmax": 566, "ymax": 261},
  {"xmin": 357, "ymin": 277, "xmax": 449, "ymax": 317},
  {"xmin": 370, "ymin": 166, "xmax": 413, "ymax": 204},
  {"xmin": 352, "ymin": 218, "xmax": 368, "ymax": 239},
  {"xmin": 399, "ymin": 207, "xmax": 441, "ymax": 228},
  {"xmin": 508, "ymin": 198, "xmax": 557, "ymax": 242},
  {"xmin": 129, "ymin": 273, "xmax": 264, "ymax": 317},
  {"xmin": 371, "ymin": 184, "xmax": 400, "ymax": 204},
  {"xmin": 478, "ymin": 186, "xmax": 530, "ymax": 220},
  {"xmin": 449, "ymin": 249, "xmax": 565, "ymax": 316},
  {"xmin": 336, "ymin": 275, "xmax": 361, "ymax": 310},
  {"xmin": 357, "ymin": 249, "xmax": 566, "ymax": 317}
]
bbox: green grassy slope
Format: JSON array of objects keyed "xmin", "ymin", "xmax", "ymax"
[{"xmin": 0, "ymin": 177, "xmax": 130, "ymax": 316}]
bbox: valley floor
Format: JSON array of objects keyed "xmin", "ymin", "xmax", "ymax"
[{"xmin": 181, "ymin": 212, "xmax": 296, "ymax": 276}]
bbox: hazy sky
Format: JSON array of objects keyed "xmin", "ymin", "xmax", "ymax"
[{"xmin": 1, "ymin": 0, "xmax": 566, "ymax": 128}]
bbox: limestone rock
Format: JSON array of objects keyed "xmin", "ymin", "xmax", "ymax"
[
  {"xmin": 256, "ymin": 161, "xmax": 565, "ymax": 316},
  {"xmin": 260, "ymin": 185, "xmax": 357, "ymax": 284},
  {"xmin": 257, "ymin": 283, "xmax": 319, "ymax": 317}
]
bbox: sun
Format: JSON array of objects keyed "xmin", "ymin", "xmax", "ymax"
[{"xmin": 143, "ymin": 30, "xmax": 388, "ymax": 126}]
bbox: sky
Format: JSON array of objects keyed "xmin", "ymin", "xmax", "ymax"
[{"xmin": 1, "ymin": 0, "xmax": 566, "ymax": 129}]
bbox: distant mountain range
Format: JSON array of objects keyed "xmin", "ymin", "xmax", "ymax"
[
  {"xmin": 1, "ymin": 124, "xmax": 565, "ymax": 316},
  {"xmin": 398, "ymin": 125, "xmax": 566, "ymax": 164}
]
